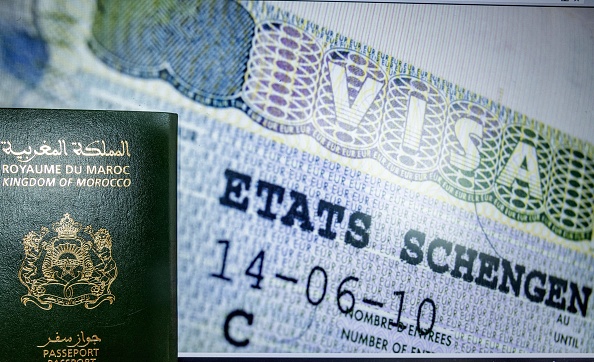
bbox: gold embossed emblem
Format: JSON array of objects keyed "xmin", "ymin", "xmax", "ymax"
[{"xmin": 19, "ymin": 214, "xmax": 117, "ymax": 310}]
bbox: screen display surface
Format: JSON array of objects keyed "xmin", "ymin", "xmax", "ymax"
[{"xmin": 0, "ymin": 0, "xmax": 592, "ymax": 355}]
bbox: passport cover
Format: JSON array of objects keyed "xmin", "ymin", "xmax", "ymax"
[{"xmin": 0, "ymin": 109, "xmax": 177, "ymax": 361}]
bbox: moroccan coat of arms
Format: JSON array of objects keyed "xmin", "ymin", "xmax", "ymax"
[{"xmin": 18, "ymin": 213, "xmax": 117, "ymax": 310}]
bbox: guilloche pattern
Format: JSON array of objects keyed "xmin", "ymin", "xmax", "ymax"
[
  {"xmin": 438, "ymin": 100, "xmax": 501, "ymax": 199},
  {"xmin": 243, "ymin": 22, "xmax": 322, "ymax": 130},
  {"xmin": 89, "ymin": 0, "xmax": 254, "ymax": 105},
  {"xmin": 84, "ymin": 0, "xmax": 594, "ymax": 241}
]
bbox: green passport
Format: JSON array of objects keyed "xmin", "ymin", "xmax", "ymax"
[{"xmin": 0, "ymin": 109, "xmax": 177, "ymax": 362}]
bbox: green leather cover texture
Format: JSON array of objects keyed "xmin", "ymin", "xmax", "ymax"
[{"xmin": 0, "ymin": 109, "xmax": 177, "ymax": 361}]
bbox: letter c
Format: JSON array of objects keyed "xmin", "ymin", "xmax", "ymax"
[
  {"xmin": 223, "ymin": 309, "xmax": 254, "ymax": 347},
  {"xmin": 427, "ymin": 238, "xmax": 452, "ymax": 273}
]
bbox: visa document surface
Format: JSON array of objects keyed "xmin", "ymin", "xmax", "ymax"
[{"xmin": 0, "ymin": 0, "xmax": 593, "ymax": 354}]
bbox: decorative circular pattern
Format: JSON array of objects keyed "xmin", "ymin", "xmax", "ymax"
[
  {"xmin": 90, "ymin": 0, "xmax": 254, "ymax": 102},
  {"xmin": 90, "ymin": 0, "xmax": 172, "ymax": 76},
  {"xmin": 545, "ymin": 148, "xmax": 594, "ymax": 235},
  {"xmin": 378, "ymin": 76, "xmax": 446, "ymax": 176},
  {"xmin": 438, "ymin": 100, "xmax": 501, "ymax": 199},
  {"xmin": 166, "ymin": 1, "xmax": 255, "ymax": 100},
  {"xmin": 494, "ymin": 125, "xmax": 552, "ymax": 216},
  {"xmin": 243, "ymin": 22, "xmax": 322, "ymax": 130},
  {"xmin": 313, "ymin": 49, "xmax": 386, "ymax": 153}
]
